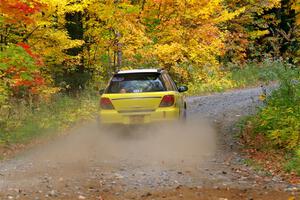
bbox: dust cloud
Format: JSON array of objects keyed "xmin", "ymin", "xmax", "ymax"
[
  {"xmin": 24, "ymin": 118, "xmax": 216, "ymax": 170},
  {"xmin": 0, "ymin": 118, "xmax": 217, "ymax": 190}
]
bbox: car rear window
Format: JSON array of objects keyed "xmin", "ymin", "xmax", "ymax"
[{"xmin": 106, "ymin": 73, "xmax": 166, "ymax": 93}]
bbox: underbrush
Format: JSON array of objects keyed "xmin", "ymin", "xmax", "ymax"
[
  {"xmin": 188, "ymin": 59, "xmax": 284, "ymax": 95},
  {"xmin": 229, "ymin": 59, "xmax": 284, "ymax": 87},
  {"xmin": 240, "ymin": 63, "xmax": 300, "ymax": 177},
  {"xmin": 0, "ymin": 91, "xmax": 98, "ymax": 146},
  {"xmin": 188, "ymin": 76, "xmax": 237, "ymax": 94}
]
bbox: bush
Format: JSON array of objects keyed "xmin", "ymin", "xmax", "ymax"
[
  {"xmin": 246, "ymin": 62, "xmax": 300, "ymax": 175},
  {"xmin": 285, "ymin": 149, "xmax": 300, "ymax": 175},
  {"xmin": 254, "ymin": 65, "xmax": 300, "ymax": 151}
]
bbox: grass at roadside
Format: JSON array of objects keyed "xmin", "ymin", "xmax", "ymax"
[
  {"xmin": 188, "ymin": 59, "xmax": 284, "ymax": 95},
  {"xmin": 0, "ymin": 91, "xmax": 98, "ymax": 147},
  {"xmin": 228, "ymin": 59, "xmax": 284, "ymax": 87}
]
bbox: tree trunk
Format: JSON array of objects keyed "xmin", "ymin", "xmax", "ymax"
[{"xmin": 116, "ymin": 31, "xmax": 122, "ymax": 71}]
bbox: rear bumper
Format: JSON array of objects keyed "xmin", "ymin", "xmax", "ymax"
[{"xmin": 99, "ymin": 107, "xmax": 180, "ymax": 125}]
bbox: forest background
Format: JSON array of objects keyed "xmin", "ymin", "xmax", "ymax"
[{"xmin": 0, "ymin": 0, "xmax": 299, "ymax": 176}]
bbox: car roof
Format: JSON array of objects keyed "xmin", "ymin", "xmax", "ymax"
[{"xmin": 116, "ymin": 69, "xmax": 162, "ymax": 74}]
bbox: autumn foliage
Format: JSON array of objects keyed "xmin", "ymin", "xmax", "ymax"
[
  {"xmin": 1, "ymin": 0, "xmax": 299, "ymax": 93},
  {"xmin": 1, "ymin": 0, "xmax": 43, "ymax": 24}
]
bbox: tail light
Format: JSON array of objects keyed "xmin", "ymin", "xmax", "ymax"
[
  {"xmin": 100, "ymin": 97, "xmax": 114, "ymax": 109},
  {"xmin": 159, "ymin": 95, "xmax": 175, "ymax": 107}
]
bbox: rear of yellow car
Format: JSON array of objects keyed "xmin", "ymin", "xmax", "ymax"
[{"xmin": 98, "ymin": 70, "xmax": 186, "ymax": 125}]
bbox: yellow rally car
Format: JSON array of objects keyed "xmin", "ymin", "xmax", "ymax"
[{"xmin": 98, "ymin": 69, "xmax": 188, "ymax": 125}]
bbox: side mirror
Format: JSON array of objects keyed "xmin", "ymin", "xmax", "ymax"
[
  {"xmin": 178, "ymin": 86, "xmax": 188, "ymax": 93},
  {"xmin": 99, "ymin": 89, "xmax": 105, "ymax": 95}
]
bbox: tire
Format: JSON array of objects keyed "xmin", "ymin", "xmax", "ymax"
[
  {"xmin": 181, "ymin": 103, "xmax": 187, "ymax": 122},
  {"xmin": 182, "ymin": 108, "xmax": 187, "ymax": 122}
]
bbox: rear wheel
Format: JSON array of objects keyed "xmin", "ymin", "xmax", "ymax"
[
  {"xmin": 181, "ymin": 103, "xmax": 187, "ymax": 122},
  {"xmin": 182, "ymin": 108, "xmax": 187, "ymax": 121}
]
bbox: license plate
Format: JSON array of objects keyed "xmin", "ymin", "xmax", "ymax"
[{"xmin": 129, "ymin": 115, "xmax": 144, "ymax": 123}]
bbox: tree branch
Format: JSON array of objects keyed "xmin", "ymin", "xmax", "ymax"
[{"xmin": 22, "ymin": 26, "xmax": 40, "ymax": 42}]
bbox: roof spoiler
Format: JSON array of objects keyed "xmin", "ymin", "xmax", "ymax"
[{"xmin": 157, "ymin": 68, "xmax": 164, "ymax": 72}]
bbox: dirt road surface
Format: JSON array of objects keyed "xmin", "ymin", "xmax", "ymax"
[{"xmin": 0, "ymin": 87, "xmax": 299, "ymax": 200}]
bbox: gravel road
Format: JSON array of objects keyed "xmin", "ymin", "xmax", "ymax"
[{"xmin": 0, "ymin": 86, "xmax": 299, "ymax": 200}]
